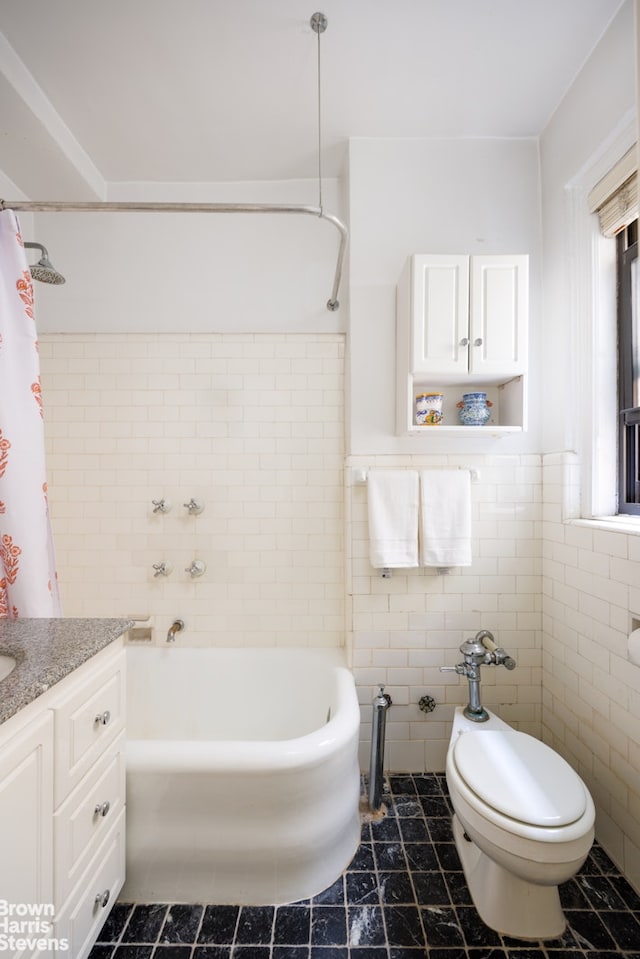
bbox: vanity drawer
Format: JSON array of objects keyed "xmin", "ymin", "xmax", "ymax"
[
  {"xmin": 54, "ymin": 808, "xmax": 125, "ymax": 959},
  {"xmin": 53, "ymin": 647, "xmax": 125, "ymax": 804},
  {"xmin": 54, "ymin": 731, "xmax": 125, "ymax": 909}
]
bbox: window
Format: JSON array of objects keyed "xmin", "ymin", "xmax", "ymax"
[{"xmin": 618, "ymin": 219, "xmax": 639, "ymax": 514}]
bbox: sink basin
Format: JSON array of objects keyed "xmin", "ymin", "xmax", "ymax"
[{"xmin": 0, "ymin": 655, "xmax": 16, "ymax": 682}]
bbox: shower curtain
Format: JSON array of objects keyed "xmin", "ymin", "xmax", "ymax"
[{"xmin": 0, "ymin": 210, "xmax": 61, "ymax": 617}]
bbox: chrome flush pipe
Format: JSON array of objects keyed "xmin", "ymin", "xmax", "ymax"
[{"xmin": 368, "ymin": 685, "xmax": 392, "ymax": 812}]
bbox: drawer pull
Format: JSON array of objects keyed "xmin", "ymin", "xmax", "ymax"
[
  {"xmin": 94, "ymin": 801, "xmax": 111, "ymax": 818},
  {"xmin": 94, "ymin": 889, "xmax": 110, "ymax": 910},
  {"xmin": 94, "ymin": 710, "xmax": 111, "ymax": 727}
]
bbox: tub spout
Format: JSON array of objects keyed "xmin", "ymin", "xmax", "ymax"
[{"xmin": 167, "ymin": 619, "xmax": 184, "ymax": 643}]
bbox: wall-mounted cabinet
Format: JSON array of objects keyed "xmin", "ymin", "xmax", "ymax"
[{"xmin": 396, "ymin": 253, "xmax": 528, "ymax": 435}]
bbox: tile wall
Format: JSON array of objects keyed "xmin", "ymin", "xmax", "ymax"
[
  {"xmin": 39, "ymin": 333, "xmax": 345, "ymax": 648},
  {"xmin": 542, "ymin": 451, "xmax": 640, "ymax": 891},
  {"xmin": 346, "ymin": 453, "xmax": 543, "ymax": 773}
]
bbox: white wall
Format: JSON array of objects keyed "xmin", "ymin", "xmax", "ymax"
[
  {"xmin": 30, "ymin": 178, "xmax": 347, "ymax": 335},
  {"xmin": 539, "ymin": 0, "xmax": 639, "ymax": 887},
  {"xmin": 40, "ymin": 332, "xmax": 346, "ymax": 649},
  {"xmin": 347, "ymin": 136, "xmax": 543, "ymax": 456}
]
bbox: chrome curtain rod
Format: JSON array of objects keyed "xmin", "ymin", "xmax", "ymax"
[{"xmin": 1, "ymin": 200, "xmax": 347, "ymax": 311}]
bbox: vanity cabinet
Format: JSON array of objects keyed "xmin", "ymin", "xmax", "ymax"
[
  {"xmin": 396, "ymin": 253, "xmax": 528, "ymax": 435},
  {"xmin": 0, "ymin": 639, "xmax": 125, "ymax": 959},
  {"xmin": 0, "ymin": 711, "xmax": 54, "ymax": 913}
]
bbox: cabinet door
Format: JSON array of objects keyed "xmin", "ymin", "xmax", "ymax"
[
  {"xmin": 0, "ymin": 711, "xmax": 53, "ymax": 925},
  {"xmin": 469, "ymin": 255, "xmax": 528, "ymax": 375},
  {"xmin": 411, "ymin": 255, "xmax": 469, "ymax": 375}
]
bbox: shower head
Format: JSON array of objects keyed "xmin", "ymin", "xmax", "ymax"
[{"xmin": 24, "ymin": 241, "xmax": 66, "ymax": 285}]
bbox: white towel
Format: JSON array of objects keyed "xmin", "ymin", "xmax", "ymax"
[
  {"xmin": 419, "ymin": 470, "xmax": 472, "ymax": 567},
  {"xmin": 367, "ymin": 470, "xmax": 419, "ymax": 568}
]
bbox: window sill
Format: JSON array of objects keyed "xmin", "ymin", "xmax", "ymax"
[{"xmin": 569, "ymin": 516, "xmax": 640, "ymax": 536}]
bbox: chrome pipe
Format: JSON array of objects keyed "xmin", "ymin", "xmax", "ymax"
[
  {"xmin": 0, "ymin": 199, "xmax": 348, "ymax": 311},
  {"xmin": 368, "ymin": 685, "xmax": 391, "ymax": 812}
]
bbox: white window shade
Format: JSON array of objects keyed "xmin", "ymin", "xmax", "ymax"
[{"xmin": 588, "ymin": 145, "xmax": 638, "ymax": 237}]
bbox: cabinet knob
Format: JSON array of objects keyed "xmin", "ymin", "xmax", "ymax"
[
  {"xmin": 474, "ymin": 337, "xmax": 483, "ymax": 346},
  {"xmin": 94, "ymin": 889, "xmax": 110, "ymax": 909},
  {"xmin": 459, "ymin": 337, "xmax": 469, "ymax": 346},
  {"xmin": 94, "ymin": 710, "xmax": 111, "ymax": 727},
  {"xmin": 94, "ymin": 801, "xmax": 111, "ymax": 818}
]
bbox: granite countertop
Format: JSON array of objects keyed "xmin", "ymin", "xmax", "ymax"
[{"xmin": 0, "ymin": 618, "xmax": 133, "ymax": 726}]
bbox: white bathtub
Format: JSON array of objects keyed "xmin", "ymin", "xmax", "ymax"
[{"xmin": 121, "ymin": 646, "xmax": 361, "ymax": 904}]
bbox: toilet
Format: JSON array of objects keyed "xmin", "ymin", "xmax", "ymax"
[{"xmin": 446, "ymin": 706, "xmax": 595, "ymax": 940}]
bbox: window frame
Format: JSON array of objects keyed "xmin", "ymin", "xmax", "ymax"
[{"xmin": 617, "ymin": 220, "xmax": 640, "ymax": 515}]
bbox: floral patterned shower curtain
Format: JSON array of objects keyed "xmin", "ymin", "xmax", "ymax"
[{"xmin": 0, "ymin": 210, "xmax": 61, "ymax": 617}]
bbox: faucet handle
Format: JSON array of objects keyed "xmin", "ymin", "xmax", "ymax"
[
  {"xmin": 183, "ymin": 498, "xmax": 204, "ymax": 515},
  {"xmin": 152, "ymin": 561, "xmax": 173, "ymax": 578},
  {"xmin": 185, "ymin": 559, "xmax": 206, "ymax": 578},
  {"xmin": 152, "ymin": 498, "xmax": 171, "ymax": 514}
]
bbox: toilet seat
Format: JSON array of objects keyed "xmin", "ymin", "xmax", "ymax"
[{"xmin": 453, "ymin": 730, "xmax": 587, "ymax": 828}]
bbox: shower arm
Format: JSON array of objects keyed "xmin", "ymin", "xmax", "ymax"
[{"xmin": 1, "ymin": 200, "xmax": 347, "ymax": 311}]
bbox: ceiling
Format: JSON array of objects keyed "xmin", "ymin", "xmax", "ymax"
[{"xmin": 0, "ymin": 0, "xmax": 627, "ymax": 197}]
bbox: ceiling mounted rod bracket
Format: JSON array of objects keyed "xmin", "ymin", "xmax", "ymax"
[{"xmin": 310, "ymin": 12, "xmax": 327, "ymax": 33}]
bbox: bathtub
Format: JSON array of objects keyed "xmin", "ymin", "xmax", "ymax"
[{"xmin": 121, "ymin": 646, "xmax": 362, "ymax": 905}]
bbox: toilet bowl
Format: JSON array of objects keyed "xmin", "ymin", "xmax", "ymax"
[{"xmin": 445, "ymin": 707, "xmax": 595, "ymax": 940}]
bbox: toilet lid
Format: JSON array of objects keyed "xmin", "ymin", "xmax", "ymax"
[{"xmin": 453, "ymin": 730, "xmax": 587, "ymax": 827}]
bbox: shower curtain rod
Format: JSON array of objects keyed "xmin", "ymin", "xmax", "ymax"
[{"xmin": 1, "ymin": 199, "xmax": 347, "ymax": 311}]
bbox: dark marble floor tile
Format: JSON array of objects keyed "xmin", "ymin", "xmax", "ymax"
[
  {"xmin": 389, "ymin": 949, "xmax": 428, "ymax": 959},
  {"xmin": 559, "ymin": 878, "xmax": 592, "ymax": 910},
  {"xmin": 231, "ymin": 948, "xmax": 270, "ymax": 959},
  {"xmin": 273, "ymin": 905, "xmax": 311, "ymax": 945},
  {"xmin": 383, "ymin": 905, "xmax": 425, "ymax": 948},
  {"xmin": 373, "ymin": 840, "xmax": 408, "ymax": 871},
  {"xmin": 349, "ymin": 843, "xmax": 376, "ymax": 871},
  {"xmin": 348, "ymin": 948, "xmax": 388, "ymax": 958},
  {"xmin": 98, "ymin": 903, "xmax": 135, "ymax": 942},
  {"xmin": 428, "ymin": 950, "xmax": 467, "ymax": 959},
  {"xmin": 310, "ymin": 947, "xmax": 348, "ymax": 959},
  {"xmin": 121, "ymin": 905, "xmax": 168, "ymax": 944},
  {"xmin": 426, "ymin": 817, "xmax": 455, "ymax": 842},
  {"xmin": 198, "ymin": 906, "xmax": 239, "ymax": 944},
  {"xmin": 370, "ymin": 816, "xmax": 402, "ymax": 842},
  {"xmin": 160, "ymin": 904, "xmax": 204, "ymax": 944},
  {"xmin": 411, "ymin": 870, "xmax": 450, "ymax": 905},
  {"xmin": 234, "ymin": 905, "xmax": 274, "ymax": 945},
  {"xmin": 443, "ymin": 870, "xmax": 472, "ymax": 905},
  {"xmin": 420, "ymin": 796, "xmax": 450, "ymax": 817},
  {"xmin": 389, "ymin": 775, "xmax": 418, "ymax": 795},
  {"xmin": 272, "ymin": 947, "xmax": 310, "ymax": 959},
  {"xmin": 311, "ymin": 905, "xmax": 348, "ymax": 945},
  {"xmin": 467, "ymin": 949, "xmax": 507, "ymax": 959},
  {"xmin": 113, "ymin": 948, "xmax": 154, "ymax": 959},
  {"xmin": 347, "ymin": 905, "xmax": 387, "ymax": 947},
  {"xmin": 456, "ymin": 905, "xmax": 502, "ymax": 947},
  {"xmin": 565, "ymin": 911, "xmax": 616, "ymax": 951},
  {"xmin": 398, "ymin": 817, "xmax": 430, "ymax": 843},
  {"xmin": 151, "ymin": 948, "xmax": 191, "ymax": 958},
  {"xmin": 502, "ymin": 950, "xmax": 546, "ymax": 959},
  {"xmin": 192, "ymin": 948, "xmax": 231, "ymax": 959},
  {"xmin": 597, "ymin": 910, "xmax": 640, "ymax": 950},
  {"xmin": 312, "ymin": 875, "xmax": 345, "ymax": 905},
  {"xmin": 578, "ymin": 875, "xmax": 628, "ymax": 910},
  {"xmin": 378, "ymin": 871, "xmax": 416, "ymax": 905},
  {"xmin": 609, "ymin": 874, "xmax": 640, "ymax": 910},
  {"xmin": 392, "ymin": 798, "xmax": 423, "ymax": 818},
  {"xmin": 589, "ymin": 845, "xmax": 618, "ymax": 873},
  {"xmin": 346, "ymin": 871, "xmax": 380, "ymax": 905},
  {"xmin": 421, "ymin": 905, "xmax": 464, "ymax": 946},
  {"xmin": 412, "ymin": 774, "xmax": 443, "ymax": 796},
  {"xmin": 434, "ymin": 840, "xmax": 462, "ymax": 871},
  {"xmin": 403, "ymin": 841, "xmax": 439, "ymax": 871},
  {"xmin": 89, "ymin": 948, "xmax": 114, "ymax": 959}
]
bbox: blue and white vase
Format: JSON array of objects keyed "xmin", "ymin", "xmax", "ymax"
[{"xmin": 457, "ymin": 391, "xmax": 492, "ymax": 426}]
